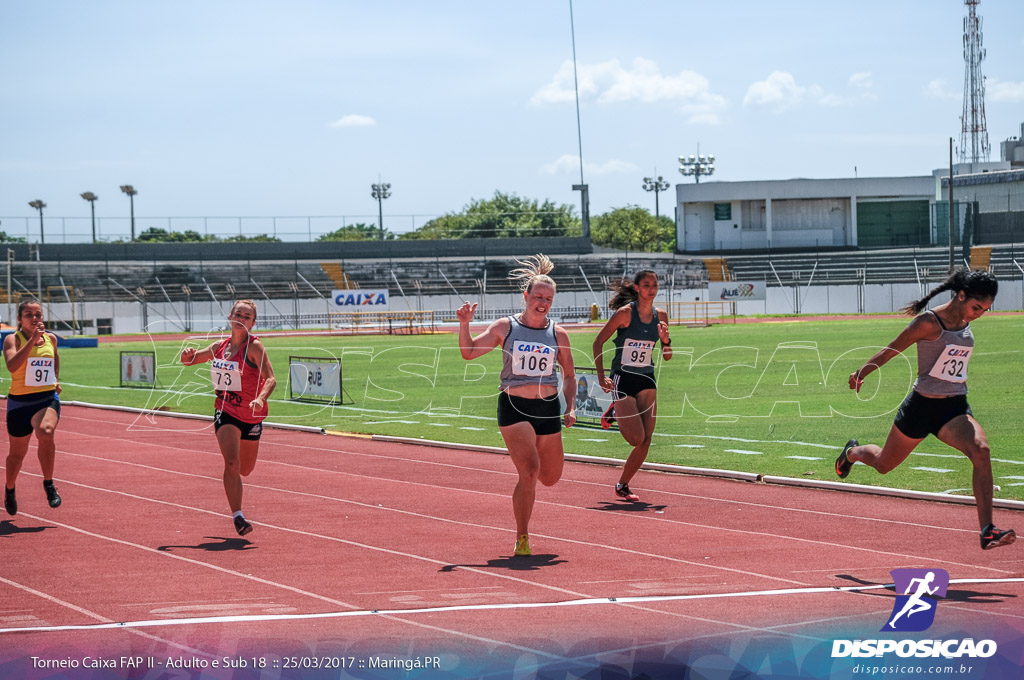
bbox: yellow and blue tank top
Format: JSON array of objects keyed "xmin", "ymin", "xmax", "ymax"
[{"xmin": 8, "ymin": 330, "xmax": 58, "ymax": 397}]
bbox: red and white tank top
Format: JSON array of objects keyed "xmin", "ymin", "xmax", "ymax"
[{"xmin": 212, "ymin": 335, "xmax": 268, "ymax": 423}]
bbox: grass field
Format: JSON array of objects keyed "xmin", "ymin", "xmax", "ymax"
[{"xmin": 28, "ymin": 314, "xmax": 1024, "ymax": 502}]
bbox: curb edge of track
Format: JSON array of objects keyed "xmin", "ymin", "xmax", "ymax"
[{"xmin": 369, "ymin": 433, "xmax": 1024, "ymax": 512}]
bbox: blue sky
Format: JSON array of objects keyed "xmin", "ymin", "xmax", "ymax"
[{"xmin": 2, "ymin": 1, "xmax": 1022, "ymax": 240}]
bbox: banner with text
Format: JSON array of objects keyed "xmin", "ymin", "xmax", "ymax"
[
  {"xmin": 714, "ymin": 281, "xmax": 766, "ymax": 301},
  {"xmin": 331, "ymin": 289, "xmax": 390, "ymax": 309}
]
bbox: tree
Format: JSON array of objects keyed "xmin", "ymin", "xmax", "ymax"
[
  {"xmin": 317, "ymin": 223, "xmax": 395, "ymax": 241},
  {"xmin": 403, "ymin": 191, "xmax": 581, "ymax": 239},
  {"xmin": 591, "ymin": 206, "xmax": 675, "ymax": 252},
  {"xmin": 0, "ymin": 231, "xmax": 27, "ymax": 243}
]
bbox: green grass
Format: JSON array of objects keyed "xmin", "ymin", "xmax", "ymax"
[{"xmin": 34, "ymin": 316, "xmax": 1024, "ymax": 501}]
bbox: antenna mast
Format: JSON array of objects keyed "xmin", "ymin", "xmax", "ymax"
[{"xmin": 959, "ymin": 0, "xmax": 990, "ymax": 163}]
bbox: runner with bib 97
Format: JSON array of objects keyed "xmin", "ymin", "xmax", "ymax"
[{"xmin": 836, "ymin": 268, "xmax": 1015, "ymax": 550}]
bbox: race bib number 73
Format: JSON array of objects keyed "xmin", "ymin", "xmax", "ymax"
[
  {"xmin": 211, "ymin": 359, "xmax": 242, "ymax": 391},
  {"xmin": 927, "ymin": 344, "xmax": 972, "ymax": 383}
]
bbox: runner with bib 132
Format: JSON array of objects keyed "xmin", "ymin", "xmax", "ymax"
[{"xmin": 835, "ymin": 269, "xmax": 1015, "ymax": 550}]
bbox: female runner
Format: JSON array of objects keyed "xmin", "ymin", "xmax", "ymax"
[
  {"xmin": 4, "ymin": 299, "xmax": 63, "ymax": 515},
  {"xmin": 592, "ymin": 270, "xmax": 672, "ymax": 502},
  {"xmin": 456, "ymin": 254, "xmax": 576, "ymax": 556},
  {"xmin": 836, "ymin": 269, "xmax": 1015, "ymax": 550},
  {"xmin": 181, "ymin": 299, "xmax": 276, "ymax": 536}
]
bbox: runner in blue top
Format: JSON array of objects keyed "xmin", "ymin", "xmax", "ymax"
[
  {"xmin": 836, "ymin": 268, "xmax": 1015, "ymax": 550},
  {"xmin": 456, "ymin": 254, "xmax": 576, "ymax": 557},
  {"xmin": 592, "ymin": 270, "xmax": 672, "ymax": 502}
]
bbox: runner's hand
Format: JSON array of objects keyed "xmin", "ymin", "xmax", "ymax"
[
  {"xmin": 599, "ymin": 376, "xmax": 614, "ymax": 393},
  {"xmin": 180, "ymin": 347, "xmax": 197, "ymax": 364},
  {"xmin": 849, "ymin": 371, "xmax": 864, "ymax": 392},
  {"xmin": 564, "ymin": 408, "xmax": 576, "ymax": 428},
  {"xmin": 456, "ymin": 301, "xmax": 477, "ymax": 324}
]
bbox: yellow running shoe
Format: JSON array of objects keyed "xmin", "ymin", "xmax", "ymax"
[{"xmin": 514, "ymin": 534, "xmax": 531, "ymax": 556}]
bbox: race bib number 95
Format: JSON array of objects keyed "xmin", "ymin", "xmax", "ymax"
[
  {"xmin": 927, "ymin": 344, "xmax": 972, "ymax": 383},
  {"xmin": 25, "ymin": 357, "xmax": 56, "ymax": 386},
  {"xmin": 211, "ymin": 359, "xmax": 242, "ymax": 391},
  {"xmin": 622, "ymin": 339, "xmax": 656, "ymax": 368},
  {"xmin": 511, "ymin": 341, "xmax": 555, "ymax": 377}
]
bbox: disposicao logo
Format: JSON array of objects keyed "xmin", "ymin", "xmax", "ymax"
[
  {"xmin": 831, "ymin": 568, "xmax": 997, "ymax": 660},
  {"xmin": 883, "ymin": 568, "xmax": 948, "ymax": 632}
]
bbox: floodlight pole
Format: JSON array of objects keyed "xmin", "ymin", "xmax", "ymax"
[
  {"xmin": 948, "ymin": 138, "xmax": 955, "ymax": 274},
  {"xmin": 371, "ymin": 180, "xmax": 391, "ymax": 240},
  {"xmin": 81, "ymin": 191, "xmax": 98, "ymax": 243},
  {"xmin": 28, "ymin": 200, "xmax": 46, "ymax": 244},
  {"xmin": 120, "ymin": 185, "xmax": 138, "ymax": 241}
]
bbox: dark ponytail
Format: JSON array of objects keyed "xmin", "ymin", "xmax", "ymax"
[
  {"xmin": 901, "ymin": 267, "xmax": 998, "ymax": 315},
  {"xmin": 609, "ymin": 269, "xmax": 658, "ymax": 310}
]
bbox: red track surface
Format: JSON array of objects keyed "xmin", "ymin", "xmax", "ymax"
[{"xmin": 2, "ymin": 404, "xmax": 1023, "ymax": 678}]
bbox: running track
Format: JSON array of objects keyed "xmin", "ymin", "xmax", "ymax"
[{"xmin": 1, "ymin": 404, "xmax": 1022, "ymax": 679}]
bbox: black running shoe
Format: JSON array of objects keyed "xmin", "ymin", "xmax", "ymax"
[
  {"xmin": 835, "ymin": 439, "xmax": 858, "ymax": 479},
  {"xmin": 43, "ymin": 480, "xmax": 61, "ymax": 509},
  {"xmin": 234, "ymin": 515, "xmax": 253, "ymax": 536},
  {"xmin": 615, "ymin": 483, "xmax": 640, "ymax": 502},
  {"xmin": 4, "ymin": 486, "xmax": 16, "ymax": 516},
  {"xmin": 601, "ymin": 404, "xmax": 616, "ymax": 430},
  {"xmin": 980, "ymin": 525, "xmax": 1016, "ymax": 550}
]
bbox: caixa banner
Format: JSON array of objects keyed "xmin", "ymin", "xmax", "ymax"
[
  {"xmin": 715, "ymin": 281, "xmax": 765, "ymax": 301},
  {"xmin": 331, "ymin": 289, "xmax": 389, "ymax": 309}
]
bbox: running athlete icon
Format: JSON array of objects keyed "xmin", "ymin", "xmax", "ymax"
[{"xmin": 888, "ymin": 572, "xmax": 939, "ymax": 629}]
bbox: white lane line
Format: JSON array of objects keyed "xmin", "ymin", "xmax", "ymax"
[
  {"xmin": 674, "ymin": 444, "xmax": 704, "ymax": 448},
  {"xmin": 41, "ymin": 419, "xmax": 1004, "ymax": 559},
  {"xmin": 0, "ymin": 510, "xmax": 568, "ymax": 661},
  {"xmin": 5, "ymin": 578, "xmax": 1021, "ymax": 636},
  {"xmin": 578, "ymin": 438, "xmax": 608, "ymax": 442},
  {"xmin": 46, "ymin": 428, "xmax": 1015, "ymax": 575},
  {"xmin": 0, "ymin": 574, "xmax": 214, "ymax": 658},
  {"xmin": 45, "ymin": 453, "xmax": 812, "ymax": 586},
  {"xmin": 911, "ymin": 467, "xmax": 955, "ymax": 474},
  {"xmin": 786, "ymin": 456, "xmax": 822, "ymax": 461},
  {"xmin": 725, "ymin": 449, "xmax": 763, "ymax": 455}
]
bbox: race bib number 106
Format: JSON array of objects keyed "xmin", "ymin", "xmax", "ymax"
[{"xmin": 511, "ymin": 342, "xmax": 555, "ymax": 377}]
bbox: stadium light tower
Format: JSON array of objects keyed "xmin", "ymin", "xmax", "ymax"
[
  {"xmin": 642, "ymin": 175, "xmax": 670, "ymax": 220},
  {"xmin": 120, "ymin": 184, "xmax": 138, "ymax": 241},
  {"xmin": 80, "ymin": 191, "xmax": 98, "ymax": 243},
  {"xmin": 371, "ymin": 180, "xmax": 391, "ymax": 240},
  {"xmin": 28, "ymin": 200, "xmax": 46, "ymax": 244},
  {"xmin": 678, "ymin": 150, "xmax": 715, "ymax": 184}
]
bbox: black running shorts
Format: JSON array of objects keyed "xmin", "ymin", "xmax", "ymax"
[
  {"xmin": 496, "ymin": 392, "xmax": 562, "ymax": 436},
  {"xmin": 6, "ymin": 391, "xmax": 61, "ymax": 438},
  {"xmin": 610, "ymin": 370, "xmax": 657, "ymax": 400},
  {"xmin": 214, "ymin": 410, "xmax": 264, "ymax": 441},
  {"xmin": 893, "ymin": 392, "xmax": 972, "ymax": 440}
]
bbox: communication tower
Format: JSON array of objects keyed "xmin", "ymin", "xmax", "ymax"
[{"xmin": 959, "ymin": 0, "xmax": 990, "ymax": 163}]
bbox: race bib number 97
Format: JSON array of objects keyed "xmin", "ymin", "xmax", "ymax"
[
  {"xmin": 511, "ymin": 341, "xmax": 555, "ymax": 377},
  {"xmin": 211, "ymin": 359, "xmax": 242, "ymax": 391},
  {"xmin": 927, "ymin": 344, "xmax": 972, "ymax": 383},
  {"xmin": 622, "ymin": 339, "xmax": 656, "ymax": 368},
  {"xmin": 25, "ymin": 357, "xmax": 56, "ymax": 386}
]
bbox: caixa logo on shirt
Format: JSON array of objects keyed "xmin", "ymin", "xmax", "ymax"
[{"xmin": 831, "ymin": 568, "xmax": 997, "ymax": 659}]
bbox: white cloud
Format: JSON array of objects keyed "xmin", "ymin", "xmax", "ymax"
[
  {"xmin": 849, "ymin": 72, "xmax": 873, "ymax": 89},
  {"xmin": 540, "ymin": 154, "xmax": 638, "ymax": 176},
  {"xmin": 988, "ymin": 77, "xmax": 1024, "ymax": 103},
  {"xmin": 531, "ymin": 58, "xmax": 726, "ymax": 124},
  {"xmin": 743, "ymin": 71, "xmax": 806, "ymax": 111},
  {"xmin": 329, "ymin": 114, "xmax": 376, "ymax": 127},
  {"xmin": 925, "ymin": 79, "xmax": 959, "ymax": 100},
  {"xmin": 745, "ymin": 71, "xmax": 875, "ymax": 111}
]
